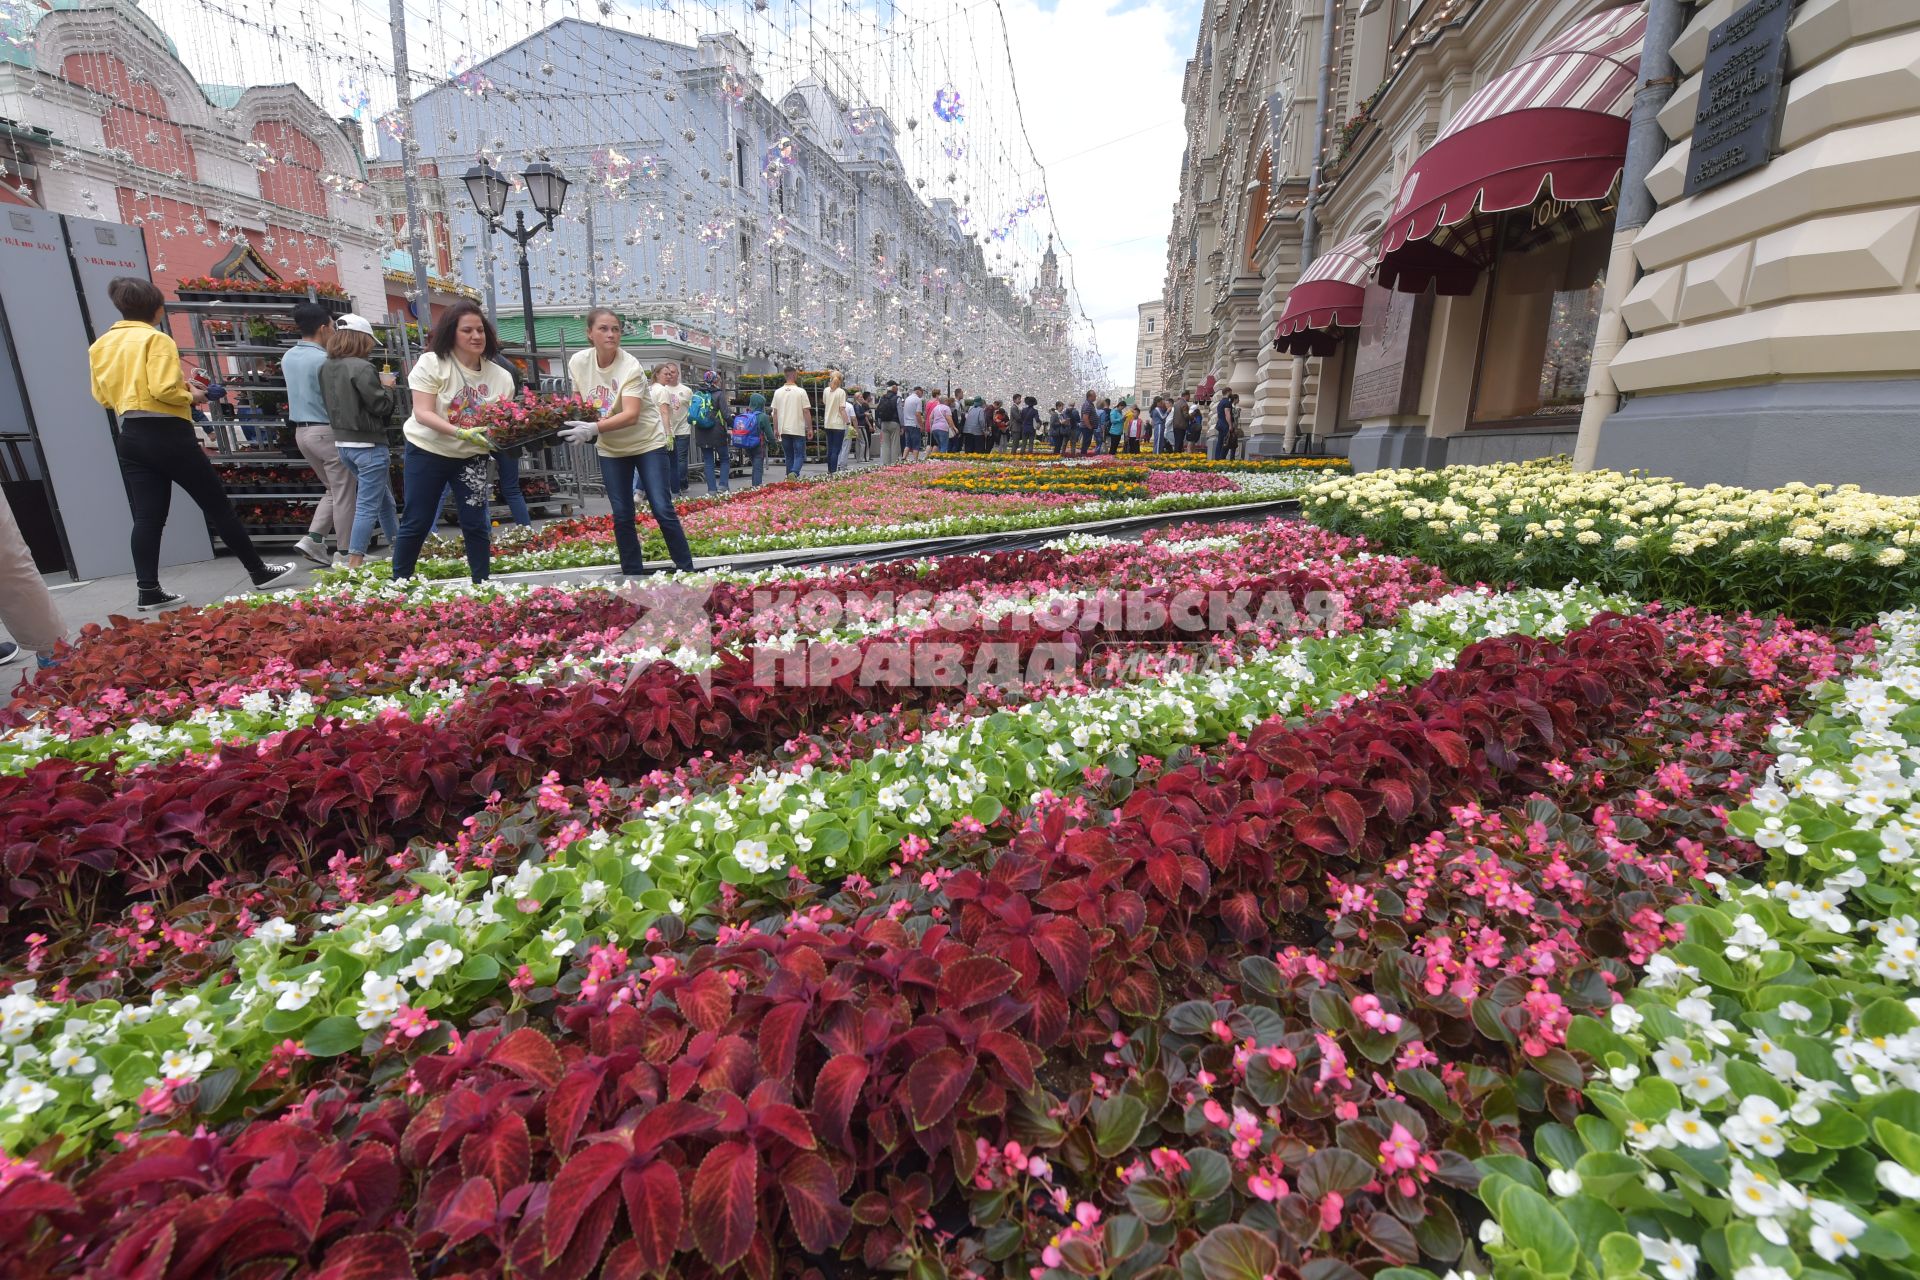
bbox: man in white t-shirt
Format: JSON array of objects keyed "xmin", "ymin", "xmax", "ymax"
[
  {"xmin": 901, "ymin": 386, "xmax": 925, "ymax": 462},
  {"xmin": 771, "ymin": 367, "xmax": 813, "ymax": 479}
]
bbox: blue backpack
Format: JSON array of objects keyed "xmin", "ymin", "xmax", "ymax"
[
  {"xmin": 690, "ymin": 390, "xmax": 720, "ymax": 432},
  {"xmin": 730, "ymin": 409, "xmax": 762, "ymax": 449}
]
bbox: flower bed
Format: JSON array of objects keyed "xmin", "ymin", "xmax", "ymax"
[
  {"xmin": 1304, "ymin": 456, "xmax": 1920, "ymax": 626},
  {"xmin": 3, "ymin": 469, "xmax": 1909, "ymax": 1279},
  {"xmin": 398, "ymin": 461, "xmax": 1318, "ymax": 577},
  {"xmin": 0, "ymin": 601, "xmax": 1851, "ymax": 1280}
]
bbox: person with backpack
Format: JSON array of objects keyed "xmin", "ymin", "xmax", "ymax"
[
  {"xmin": 875, "ymin": 381, "xmax": 902, "ymax": 465},
  {"xmin": 730, "ymin": 392, "xmax": 769, "ymax": 487},
  {"xmin": 822, "ymin": 371, "xmax": 849, "ymax": 474},
  {"xmin": 691, "ymin": 370, "xmax": 734, "ymax": 494}
]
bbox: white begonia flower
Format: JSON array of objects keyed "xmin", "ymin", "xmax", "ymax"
[
  {"xmin": 1776, "ymin": 1000, "xmax": 1813, "ymax": 1023},
  {"xmin": 357, "ymin": 974, "xmax": 404, "ymax": 1030},
  {"xmin": 1809, "ymin": 1199, "xmax": 1867, "ymax": 1263},
  {"xmin": 1878, "ymin": 1160, "xmax": 1920, "ymax": 1198},
  {"xmin": 0, "ymin": 1077, "xmax": 53, "ymax": 1116},
  {"xmin": 48, "ymin": 1044, "xmax": 95, "ymax": 1076},
  {"xmin": 1664, "ymin": 1110, "xmax": 1720, "ymax": 1149},
  {"xmin": 1722, "ymin": 1095, "xmax": 1789, "ymax": 1159},
  {"xmin": 253, "ymin": 917, "xmax": 296, "ymax": 946},
  {"xmin": 1636, "ymin": 1235, "xmax": 1700, "ymax": 1280},
  {"xmin": 1546, "ymin": 1168, "xmax": 1581, "ymax": 1196},
  {"xmin": 1609, "ymin": 1002, "xmax": 1645, "ymax": 1034},
  {"xmin": 1476, "ymin": 1219, "xmax": 1502, "ymax": 1246},
  {"xmin": 1608, "ymin": 1063, "xmax": 1641, "ymax": 1089},
  {"xmin": 158, "ymin": 1048, "xmax": 212, "ymax": 1081},
  {"xmin": 1732, "ymin": 1265, "xmax": 1792, "ymax": 1280}
]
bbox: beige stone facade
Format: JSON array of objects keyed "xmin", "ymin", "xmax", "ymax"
[
  {"xmin": 1164, "ymin": 0, "xmax": 1920, "ymax": 483},
  {"xmin": 1135, "ymin": 299, "xmax": 1168, "ymax": 395}
]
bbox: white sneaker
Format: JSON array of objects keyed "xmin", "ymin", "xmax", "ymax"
[{"xmin": 293, "ymin": 535, "xmax": 330, "ymax": 567}]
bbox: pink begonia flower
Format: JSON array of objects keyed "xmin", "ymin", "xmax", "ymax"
[
  {"xmin": 1379, "ymin": 1123, "xmax": 1421, "ymax": 1171},
  {"xmin": 1318, "ymin": 1191, "xmax": 1345, "ymax": 1233}
]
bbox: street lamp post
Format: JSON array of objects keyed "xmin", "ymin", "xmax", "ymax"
[{"xmin": 462, "ymin": 160, "xmax": 570, "ymax": 385}]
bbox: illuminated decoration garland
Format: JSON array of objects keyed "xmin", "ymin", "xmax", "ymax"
[{"xmin": 933, "ymin": 84, "xmax": 964, "ymax": 124}]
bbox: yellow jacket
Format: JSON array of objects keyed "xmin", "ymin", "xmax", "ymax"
[{"xmin": 89, "ymin": 320, "xmax": 192, "ymax": 420}]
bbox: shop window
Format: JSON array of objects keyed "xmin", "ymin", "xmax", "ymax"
[{"xmin": 1469, "ymin": 204, "xmax": 1611, "ymax": 425}]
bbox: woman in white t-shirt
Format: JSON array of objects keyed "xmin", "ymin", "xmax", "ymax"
[
  {"xmin": 390, "ymin": 301, "xmax": 514, "ymax": 582},
  {"xmin": 559, "ymin": 310, "xmax": 694, "ymax": 574},
  {"xmin": 656, "ymin": 360, "xmax": 695, "ymax": 496}
]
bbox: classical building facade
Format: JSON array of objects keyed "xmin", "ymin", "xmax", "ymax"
[
  {"xmin": 0, "ymin": 0, "xmax": 386, "ymax": 316},
  {"xmin": 1135, "ymin": 298, "xmax": 1166, "ymax": 395},
  {"xmin": 371, "ymin": 19, "xmax": 1066, "ymax": 391},
  {"xmin": 1165, "ymin": 0, "xmax": 1920, "ymax": 487}
]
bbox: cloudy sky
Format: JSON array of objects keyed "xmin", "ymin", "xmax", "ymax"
[{"xmin": 137, "ymin": 0, "xmax": 1198, "ymax": 386}]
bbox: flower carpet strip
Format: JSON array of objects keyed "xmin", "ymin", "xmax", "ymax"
[
  {"xmin": 1473, "ymin": 609, "xmax": 1920, "ymax": 1280},
  {"xmin": 0, "ymin": 585, "xmax": 1609, "ymax": 1161},
  {"xmin": 0, "ymin": 603, "xmax": 1846, "ymax": 1280},
  {"xmin": 1304, "ymin": 456, "xmax": 1920, "ymax": 627},
  {"xmin": 401, "ymin": 462, "xmax": 1325, "ymax": 577},
  {"xmin": 0, "ymin": 532, "xmax": 1436, "ymax": 944}
]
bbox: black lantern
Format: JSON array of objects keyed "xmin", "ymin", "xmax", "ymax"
[
  {"xmin": 522, "ymin": 161, "xmax": 570, "ymax": 220},
  {"xmin": 461, "ymin": 161, "xmax": 510, "ymax": 221}
]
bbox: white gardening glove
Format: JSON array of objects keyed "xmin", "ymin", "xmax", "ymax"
[{"xmin": 559, "ymin": 420, "xmax": 600, "ymax": 444}]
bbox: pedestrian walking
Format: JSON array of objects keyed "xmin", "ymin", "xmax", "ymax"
[
  {"xmin": 927, "ymin": 392, "xmax": 954, "ymax": 455},
  {"xmin": 1211, "ymin": 389, "xmax": 1235, "ymax": 461},
  {"xmin": 283, "ymin": 301, "xmax": 356, "ymax": 567},
  {"xmin": 318, "ymin": 314, "xmax": 401, "ymax": 569},
  {"xmin": 691, "ymin": 369, "xmax": 734, "ymax": 494},
  {"xmin": 0, "ymin": 490, "xmax": 66, "ymax": 668},
  {"xmin": 1077, "ymin": 391, "xmax": 1098, "ymax": 455},
  {"xmin": 731, "ymin": 393, "xmax": 769, "ymax": 487},
  {"xmin": 962, "ymin": 397, "xmax": 987, "ymax": 453},
  {"xmin": 852, "ymin": 389, "xmax": 874, "ymax": 464},
  {"xmin": 822, "ymin": 371, "xmax": 848, "ymax": 474},
  {"xmin": 1015, "ymin": 396, "xmax": 1039, "ymax": 451},
  {"xmin": 559, "ymin": 307, "xmax": 695, "ymax": 575},
  {"xmin": 1170, "ymin": 392, "xmax": 1192, "ymax": 453},
  {"xmin": 876, "ymin": 381, "xmax": 903, "ymax": 464},
  {"xmin": 1048, "ymin": 401, "xmax": 1067, "ymax": 454},
  {"xmin": 89, "ymin": 277, "xmax": 294, "ymax": 609},
  {"xmin": 901, "ymin": 384, "xmax": 924, "ymax": 463},
  {"xmin": 772, "ymin": 367, "xmax": 813, "ymax": 478}
]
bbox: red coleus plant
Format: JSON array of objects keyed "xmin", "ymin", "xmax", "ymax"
[{"xmin": 0, "ymin": 609, "xmax": 1850, "ymax": 1279}]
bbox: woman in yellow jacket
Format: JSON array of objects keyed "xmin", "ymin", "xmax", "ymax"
[{"xmin": 88, "ymin": 277, "xmax": 294, "ymax": 611}]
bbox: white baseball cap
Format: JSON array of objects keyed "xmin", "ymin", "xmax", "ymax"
[{"xmin": 334, "ymin": 313, "xmax": 376, "ymax": 337}]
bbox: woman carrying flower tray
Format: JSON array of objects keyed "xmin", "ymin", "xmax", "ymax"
[
  {"xmin": 389, "ymin": 301, "xmax": 512, "ymax": 583},
  {"xmin": 558, "ymin": 308, "xmax": 695, "ymax": 575}
]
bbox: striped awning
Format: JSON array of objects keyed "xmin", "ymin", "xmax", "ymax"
[
  {"xmin": 1274, "ymin": 233, "xmax": 1376, "ymax": 356},
  {"xmin": 1376, "ymin": 4, "xmax": 1646, "ymax": 295}
]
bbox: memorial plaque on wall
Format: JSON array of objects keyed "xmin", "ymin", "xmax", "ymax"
[
  {"xmin": 1684, "ymin": 0, "xmax": 1796, "ymax": 196},
  {"xmin": 1347, "ymin": 284, "xmax": 1432, "ymax": 421}
]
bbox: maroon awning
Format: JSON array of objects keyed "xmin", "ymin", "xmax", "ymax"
[
  {"xmin": 1375, "ymin": 5, "xmax": 1646, "ymax": 295},
  {"xmin": 1274, "ymin": 233, "xmax": 1375, "ymax": 356}
]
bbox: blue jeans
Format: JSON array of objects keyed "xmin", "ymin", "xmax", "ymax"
[
  {"xmin": 702, "ymin": 445, "xmax": 729, "ymax": 493},
  {"xmin": 781, "ymin": 435, "xmax": 805, "ymax": 478},
  {"xmin": 671, "ymin": 435, "xmax": 691, "ymax": 493},
  {"xmin": 393, "ymin": 443, "xmax": 490, "ymax": 581},
  {"xmin": 342, "ymin": 445, "xmax": 396, "ymax": 555},
  {"xmin": 600, "ymin": 449, "xmax": 694, "ymax": 574},
  {"xmin": 825, "ymin": 428, "xmax": 846, "ymax": 474},
  {"xmin": 493, "ymin": 452, "xmax": 532, "ymax": 526}
]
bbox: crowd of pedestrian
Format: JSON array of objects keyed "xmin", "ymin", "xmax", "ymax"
[{"xmin": 3, "ymin": 287, "xmax": 1255, "ymax": 663}]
